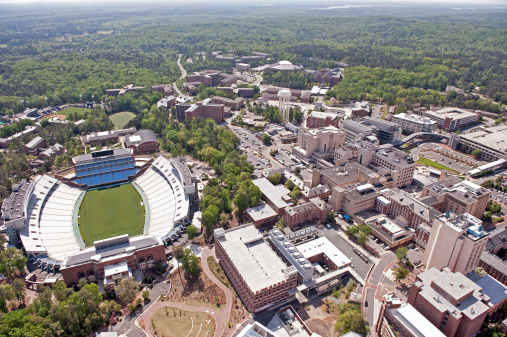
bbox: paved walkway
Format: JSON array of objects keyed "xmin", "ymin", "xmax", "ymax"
[{"xmin": 138, "ymin": 247, "xmax": 233, "ymax": 337}]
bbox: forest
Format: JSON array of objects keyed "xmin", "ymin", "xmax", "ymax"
[{"xmin": 0, "ymin": 4, "xmax": 506, "ymax": 116}]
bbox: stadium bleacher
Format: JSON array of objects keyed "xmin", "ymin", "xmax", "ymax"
[
  {"xmin": 73, "ymin": 149, "xmax": 138, "ymax": 187},
  {"xmin": 133, "ymin": 156, "xmax": 189, "ymax": 238},
  {"xmin": 21, "ymin": 176, "xmax": 83, "ymax": 261}
]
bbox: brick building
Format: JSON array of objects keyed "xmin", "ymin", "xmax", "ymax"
[
  {"xmin": 214, "ymin": 225, "xmax": 298, "ymax": 314},
  {"xmin": 24, "ymin": 136, "xmax": 47, "ymax": 155},
  {"xmin": 420, "ymin": 177, "xmax": 490, "ymax": 220},
  {"xmin": 124, "ymin": 129, "xmax": 160, "ymax": 154},
  {"xmin": 479, "ymin": 251, "xmax": 507, "ymax": 286},
  {"xmin": 60, "ymin": 235, "xmax": 165, "ymax": 289},
  {"xmin": 176, "ymin": 100, "xmax": 226, "ymax": 122},
  {"xmin": 375, "ymin": 293, "xmax": 445, "ymax": 337},
  {"xmin": 283, "ymin": 197, "xmax": 332, "ymax": 229},
  {"xmin": 408, "ymin": 267, "xmax": 492, "ymax": 337},
  {"xmin": 306, "ymin": 111, "xmax": 339, "ymax": 128},
  {"xmin": 212, "ymin": 96, "xmax": 245, "ymax": 110},
  {"xmin": 374, "ymin": 189, "xmax": 440, "ymax": 248}
]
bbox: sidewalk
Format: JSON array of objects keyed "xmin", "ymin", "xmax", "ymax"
[{"xmin": 138, "ymin": 247, "xmax": 234, "ymax": 337}]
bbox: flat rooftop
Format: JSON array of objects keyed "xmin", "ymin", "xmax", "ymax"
[
  {"xmin": 388, "ymin": 302, "xmax": 446, "ymax": 337},
  {"xmin": 245, "ymin": 203, "xmax": 277, "ymax": 222},
  {"xmin": 253, "ymin": 178, "xmax": 292, "ymax": 210},
  {"xmin": 416, "ymin": 268, "xmax": 489, "ymax": 319},
  {"xmin": 468, "ymin": 273, "xmax": 507, "ymax": 308},
  {"xmin": 296, "ymin": 237, "xmax": 351, "ymax": 270},
  {"xmin": 427, "ymin": 107, "xmax": 477, "ymax": 119},
  {"xmin": 460, "ymin": 125, "xmax": 507, "ymax": 152},
  {"xmin": 216, "ymin": 225, "xmax": 290, "ymax": 293}
]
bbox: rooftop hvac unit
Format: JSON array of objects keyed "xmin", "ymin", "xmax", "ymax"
[{"xmin": 298, "ymin": 258, "xmax": 306, "ymax": 265}]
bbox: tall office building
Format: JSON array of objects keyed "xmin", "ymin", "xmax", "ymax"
[{"xmin": 424, "ymin": 213, "xmax": 488, "ymax": 275}]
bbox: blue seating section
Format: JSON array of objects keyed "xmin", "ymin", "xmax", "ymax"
[{"xmin": 75, "ymin": 157, "xmax": 138, "ymax": 187}]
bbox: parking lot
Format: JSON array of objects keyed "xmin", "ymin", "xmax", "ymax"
[
  {"xmin": 247, "ymin": 152, "xmax": 270, "ymax": 170},
  {"xmin": 421, "ymin": 150, "xmax": 476, "ymax": 173},
  {"xmin": 317, "ymin": 224, "xmax": 372, "ymax": 279},
  {"xmin": 229, "ymin": 125, "xmax": 264, "ymax": 151}
]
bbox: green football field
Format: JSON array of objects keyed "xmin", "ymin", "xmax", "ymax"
[{"xmin": 78, "ymin": 183, "xmax": 145, "ymax": 246}]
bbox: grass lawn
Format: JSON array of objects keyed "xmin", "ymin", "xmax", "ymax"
[
  {"xmin": 109, "ymin": 111, "xmax": 135, "ymax": 129},
  {"xmin": 151, "ymin": 307, "xmax": 214, "ymax": 337},
  {"xmin": 42, "ymin": 107, "xmax": 91, "ymax": 121},
  {"xmin": 78, "ymin": 183, "xmax": 145, "ymax": 246},
  {"xmin": 416, "ymin": 156, "xmax": 459, "ymax": 174}
]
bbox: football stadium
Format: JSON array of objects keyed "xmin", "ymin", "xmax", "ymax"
[{"xmin": 1, "ymin": 148, "xmax": 195, "ymax": 288}]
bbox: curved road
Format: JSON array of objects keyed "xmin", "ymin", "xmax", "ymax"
[
  {"xmin": 138, "ymin": 247, "xmax": 233, "ymax": 337},
  {"xmin": 173, "ymin": 54, "xmax": 190, "ymax": 99}
]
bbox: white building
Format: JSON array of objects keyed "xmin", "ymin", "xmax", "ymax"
[{"xmin": 391, "ymin": 113, "xmax": 437, "ymax": 133}]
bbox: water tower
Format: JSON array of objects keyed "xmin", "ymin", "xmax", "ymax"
[{"xmin": 278, "ymin": 89, "xmax": 291, "ymax": 123}]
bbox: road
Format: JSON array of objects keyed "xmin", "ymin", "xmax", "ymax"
[
  {"xmin": 363, "ymin": 251, "xmax": 396, "ymax": 327},
  {"xmin": 172, "ymin": 54, "xmax": 190, "ymax": 99}
]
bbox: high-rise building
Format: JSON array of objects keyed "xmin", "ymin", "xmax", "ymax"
[
  {"xmin": 292, "ymin": 126, "xmax": 345, "ymax": 161},
  {"xmin": 424, "ymin": 213, "xmax": 488, "ymax": 275}
]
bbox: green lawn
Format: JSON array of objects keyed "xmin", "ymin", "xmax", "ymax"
[
  {"xmin": 109, "ymin": 111, "xmax": 135, "ymax": 129},
  {"xmin": 78, "ymin": 183, "xmax": 145, "ymax": 246},
  {"xmin": 42, "ymin": 107, "xmax": 91, "ymax": 121},
  {"xmin": 416, "ymin": 156, "xmax": 459, "ymax": 174}
]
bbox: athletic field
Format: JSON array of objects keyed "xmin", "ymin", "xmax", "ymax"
[{"xmin": 78, "ymin": 183, "xmax": 145, "ymax": 246}]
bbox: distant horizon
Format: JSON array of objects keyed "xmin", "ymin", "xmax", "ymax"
[{"xmin": 0, "ymin": 0, "xmax": 506, "ymax": 5}]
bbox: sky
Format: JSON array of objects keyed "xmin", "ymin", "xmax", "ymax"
[{"xmin": 0, "ymin": 0, "xmax": 505, "ymax": 4}]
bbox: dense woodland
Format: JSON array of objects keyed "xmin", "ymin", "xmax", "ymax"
[{"xmin": 0, "ymin": 5, "xmax": 506, "ymax": 116}]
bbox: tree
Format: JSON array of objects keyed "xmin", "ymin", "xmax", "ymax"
[
  {"xmin": 142, "ymin": 290, "xmax": 150, "ymax": 301},
  {"xmin": 262, "ymin": 133, "xmax": 271, "ymax": 144},
  {"xmin": 284, "ymin": 179, "xmax": 294, "ymax": 190},
  {"xmin": 275, "ymin": 217, "xmax": 285, "ymax": 233},
  {"xmin": 357, "ymin": 232, "xmax": 369, "ymax": 246},
  {"xmin": 291, "ymin": 185, "xmax": 301, "ymax": 200},
  {"xmin": 172, "ymin": 245, "xmax": 184, "ymax": 259},
  {"xmin": 475, "ymin": 266, "xmax": 487, "ymax": 277},
  {"xmin": 233, "ymin": 189, "xmax": 250, "ymax": 216},
  {"xmin": 394, "ymin": 267, "xmax": 410, "ymax": 282},
  {"xmin": 328, "ymin": 211, "xmax": 335, "ymax": 222},
  {"xmin": 202, "ymin": 204, "xmax": 220, "ymax": 228},
  {"xmin": 181, "ymin": 248, "xmax": 199, "ymax": 276},
  {"xmin": 219, "ymin": 212, "xmax": 230, "ymax": 227},
  {"xmin": 12, "ymin": 278, "xmax": 26, "ymax": 304},
  {"xmin": 115, "ymin": 278, "xmax": 139, "ymax": 305},
  {"xmin": 484, "ymin": 211, "xmax": 493, "ymax": 221},
  {"xmin": 269, "ymin": 149, "xmax": 278, "ymax": 157},
  {"xmin": 186, "ymin": 225, "xmax": 198, "ymax": 240},
  {"xmin": 268, "ymin": 172, "xmax": 282, "ymax": 185},
  {"xmin": 395, "ymin": 247, "xmax": 408, "ymax": 261},
  {"xmin": 487, "ymin": 324, "xmax": 506, "ymax": 337},
  {"xmin": 471, "ymin": 149, "xmax": 482, "ymax": 158},
  {"xmin": 0, "ymin": 247, "xmax": 28, "ymax": 279},
  {"xmin": 334, "ymin": 303, "xmax": 369, "ymax": 335},
  {"xmin": 0, "ymin": 285, "xmax": 13, "ymax": 312}
]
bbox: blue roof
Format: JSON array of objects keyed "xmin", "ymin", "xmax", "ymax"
[{"xmin": 343, "ymin": 215, "xmax": 351, "ymax": 219}]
